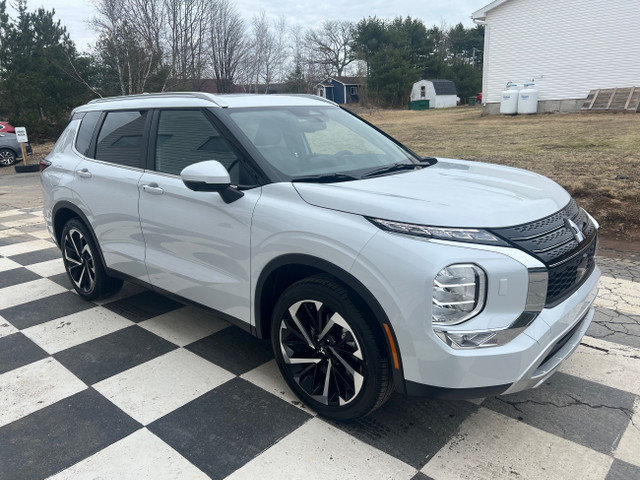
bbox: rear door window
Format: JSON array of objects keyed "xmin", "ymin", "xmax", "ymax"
[{"xmin": 95, "ymin": 111, "xmax": 148, "ymax": 168}]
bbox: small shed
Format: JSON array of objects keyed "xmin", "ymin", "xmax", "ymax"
[
  {"xmin": 316, "ymin": 77, "xmax": 360, "ymax": 104},
  {"xmin": 410, "ymin": 80, "xmax": 459, "ymax": 109}
]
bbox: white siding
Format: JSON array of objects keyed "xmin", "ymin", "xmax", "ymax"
[
  {"xmin": 434, "ymin": 95, "xmax": 459, "ymax": 108},
  {"xmin": 410, "ymin": 81, "xmax": 459, "ymax": 108},
  {"xmin": 481, "ymin": 0, "xmax": 640, "ymax": 104},
  {"xmin": 410, "ymin": 80, "xmax": 436, "ymax": 102}
]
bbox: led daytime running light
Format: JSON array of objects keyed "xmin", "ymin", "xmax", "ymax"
[{"xmin": 369, "ymin": 218, "xmax": 507, "ymax": 245}]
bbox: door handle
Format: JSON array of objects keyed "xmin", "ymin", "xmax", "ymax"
[
  {"xmin": 142, "ymin": 183, "xmax": 164, "ymax": 195},
  {"xmin": 76, "ymin": 168, "xmax": 92, "ymax": 178}
]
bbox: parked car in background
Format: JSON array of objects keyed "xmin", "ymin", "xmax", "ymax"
[
  {"xmin": 0, "ymin": 132, "xmax": 33, "ymax": 166},
  {"xmin": 476, "ymin": 92, "xmax": 483, "ymax": 104},
  {"xmin": 0, "ymin": 121, "xmax": 16, "ymax": 134}
]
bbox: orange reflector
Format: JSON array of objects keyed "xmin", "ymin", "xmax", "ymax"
[{"xmin": 383, "ymin": 323, "xmax": 400, "ymax": 370}]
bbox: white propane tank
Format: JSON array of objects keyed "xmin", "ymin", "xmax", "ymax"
[
  {"xmin": 500, "ymin": 83, "xmax": 519, "ymax": 115},
  {"xmin": 518, "ymin": 83, "xmax": 538, "ymax": 114}
]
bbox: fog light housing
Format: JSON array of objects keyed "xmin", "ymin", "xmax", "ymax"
[
  {"xmin": 435, "ymin": 330, "xmax": 497, "ymax": 348},
  {"xmin": 432, "ymin": 264, "xmax": 486, "ymax": 325}
]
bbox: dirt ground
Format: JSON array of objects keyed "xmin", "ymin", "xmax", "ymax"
[
  {"xmin": 357, "ymin": 107, "xmax": 640, "ymax": 242},
  {"xmin": 4, "ymin": 108, "xmax": 639, "ymax": 243}
]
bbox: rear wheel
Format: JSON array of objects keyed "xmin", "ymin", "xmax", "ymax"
[
  {"xmin": 61, "ymin": 218, "xmax": 123, "ymax": 300},
  {"xmin": 271, "ymin": 274, "xmax": 393, "ymax": 420},
  {"xmin": 0, "ymin": 148, "xmax": 16, "ymax": 167}
]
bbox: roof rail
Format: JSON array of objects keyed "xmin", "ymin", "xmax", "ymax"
[{"xmin": 87, "ymin": 91, "xmax": 228, "ymax": 108}]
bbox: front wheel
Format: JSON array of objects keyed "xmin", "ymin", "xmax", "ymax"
[
  {"xmin": 60, "ymin": 218, "xmax": 123, "ymax": 300},
  {"xmin": 271, "ymin": 275, "xmax": 393, "ymax": 420}
]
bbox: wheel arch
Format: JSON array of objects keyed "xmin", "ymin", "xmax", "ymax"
[
  {"xmin": 255, "ymin": 253, "xmax": 405, "ymax": 392},
  {"xmin": 52, "ymin": 201, "xmax": 108, "ymax": 269}
]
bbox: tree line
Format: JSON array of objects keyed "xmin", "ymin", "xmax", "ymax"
[{"xmin": 0, "ymin": 0, "xmax": 483, "ymax": 138}]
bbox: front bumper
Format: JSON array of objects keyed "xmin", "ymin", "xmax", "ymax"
[{"xmin": 405, "ymin": 267, "xmax": 600, "ymax": 398}]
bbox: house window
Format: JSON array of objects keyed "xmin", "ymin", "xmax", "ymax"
[
  {"xmin": 420, "ymin": 86, "xmax": 426, "ymax": 98},
  {"xmin": 350, "ymin": 86, "xmax": 357, "ymax": 95}
]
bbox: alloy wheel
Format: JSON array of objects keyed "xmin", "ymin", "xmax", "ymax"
[
  {"xmin": 0, "ymin": 149, "xmax": 16, "ymax": 166},
  {"xmin": 278, "ymin": 299, "xmax": 365, "ymax": 406},
  {"xmin": 63, "ymin": 227, "xmax": 97, "ymax": 294}
]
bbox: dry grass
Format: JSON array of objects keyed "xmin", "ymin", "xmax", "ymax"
[
  {"xmin": 0, "ymin": 141, "xmax": 55, "ymax": 176},
  {"xmin": 358, "ymin": 107, "xmax": 640, "ymax": 241}
]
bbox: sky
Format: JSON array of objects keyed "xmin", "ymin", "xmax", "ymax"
[{"xmin": 12, "ymin": 0, "xmax": 488, "ymax": 53}]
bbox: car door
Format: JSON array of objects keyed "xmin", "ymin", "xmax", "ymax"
[
  {"xmin": 138, "ymin": 108, "xmax": 261, "ymax": 324},
  {"xmin": 72, "ymin": 109, "xmax": 150, "ymax": 281}
]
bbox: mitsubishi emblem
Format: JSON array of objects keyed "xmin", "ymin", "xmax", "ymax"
[{"xmin": 564, "ymin": 218, "xmax": 585, "ymax": 243}]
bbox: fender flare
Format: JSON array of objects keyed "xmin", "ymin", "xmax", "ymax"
[
  {"xmin": 51, "ymin": 201, "xmax": 109, "ymax": 269},
  {"xmin": 255, "ymin": 253, "xmax": 405, "ymax": 392}
]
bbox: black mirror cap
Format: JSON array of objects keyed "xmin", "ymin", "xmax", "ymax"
[
  {"xmin": 183, "ymin": 179, "xmax": 228, "ymax": 192},
  {"xmin": 183, "ymin": 180, "xmax": 244, "ymax": 203}
]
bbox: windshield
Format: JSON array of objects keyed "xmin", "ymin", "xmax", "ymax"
[{"xmin": 226, "ymin": 106, "xmax": 422, "ymax": 180}]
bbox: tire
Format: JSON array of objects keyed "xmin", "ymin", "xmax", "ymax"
[
  {"xmin": 14, "ymin": 164, "xmax": 39, "ymax": 173},
  {"xmin": 271, "ymin": 274, "xmax": 393, "ymax": 420},
  {"xmin": 0, "ymin": 148, "xmax": 16, "ymax": 167},
  {"xmin": 60, "ymin": 218, "xmax": 123, "ymax": 301}
]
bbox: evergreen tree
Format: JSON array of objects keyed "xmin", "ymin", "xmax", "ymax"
[{"xmin": 0, "ymin": 0, "xmax": 95, "ymax": 138}]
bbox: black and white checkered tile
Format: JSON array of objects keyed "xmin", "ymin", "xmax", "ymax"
[{"xmin": 1, "ymin": 207, "xmax": 639, "ymax": 480}]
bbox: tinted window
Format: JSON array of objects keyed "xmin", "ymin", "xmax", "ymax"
[
  {"xmin": 95, "ymin": 111, "xmax": 147, "ymax": 168},
  {"xmin": 155, "ymin": 110, "xmax": 243, "ymax": 180},
  {"xmin": 75, "ymin": 111, "xmax": 101, "ymax": 157}
]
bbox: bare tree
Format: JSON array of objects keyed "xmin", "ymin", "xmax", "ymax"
[
  {"xmin": 306, "ymin": 20, "xmax": 355, "ymax": 77},
  {"xmin": 248, "ymin": 12, "xmax": 287, "ymax": 92},
  {"xmin": 91, "ymin": 0, "xmax": 165, "ymax": 95},
  {"xmin": 164, "ymin": 0, "xmax": 210, "ymax": 87},
  {"xmin": 284, "ymin": 24, "xmax": 325, "ymax": 94},
  {"xmin": 208, "ymin": 0, "xmax": 246, "ymax": 93}
]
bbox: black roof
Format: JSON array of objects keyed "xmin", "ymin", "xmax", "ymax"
[
  {"xmin": 317, "ymin": 76, "xmax": 361, "ymax": 87},
  {"xmin": 427, "ymin": 79, "xmax": 457, "ymax": 96}
]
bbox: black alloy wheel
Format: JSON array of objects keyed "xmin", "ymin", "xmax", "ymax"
[{"xmin": 271, "ymin": 275, "xmax": 393, "ymax": 420}]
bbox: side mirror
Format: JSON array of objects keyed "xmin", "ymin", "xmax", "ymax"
[{"xmin": 180, "ymin": 160, "xmax": 244, "ymax": 203}]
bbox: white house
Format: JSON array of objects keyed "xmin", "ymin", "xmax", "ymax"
[
  {"xmin": 472, "ymin": 0, "xmax": 640, "ymax": 113},
  {"xmin": 410, "ymin": 79, "xmax": 459, "ymax": 108}
]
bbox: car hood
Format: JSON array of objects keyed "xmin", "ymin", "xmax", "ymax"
[{"xmin": 292, "ymin": 158, "xmax": 570, "ymax": 228}]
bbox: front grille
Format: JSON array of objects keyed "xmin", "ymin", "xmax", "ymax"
[
  {"xmin": 491, "ymin": 199, "xmax": 597, "ymax": 307},
  {"xmin": 546, "ymin": 237, "xmax": 597, "ymax": 306}
]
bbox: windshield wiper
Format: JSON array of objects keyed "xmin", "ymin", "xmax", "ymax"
[
  {"xmin": 362, "ymin": 159, "xmax": 435, "ymax": 179},
  {"xmin": 291, "ymin": 172, "xmax": 359, "ymax": 183}
]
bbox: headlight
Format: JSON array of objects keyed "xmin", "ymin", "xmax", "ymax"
[
  {"xmin": 432, "ymin": 264, "xmax": 486, "ymax": 325},
  {"xmin": 434, "ymin": 268, "xmax": 549, "ymax": 349},
  {"xmin": 367, "ymin": 218, "xmax": 508, "ymax": 246}
]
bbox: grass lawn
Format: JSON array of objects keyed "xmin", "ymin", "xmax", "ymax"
[{"xmin": 357, "ymin": 107, "xmax": 640, "ymax": 241}]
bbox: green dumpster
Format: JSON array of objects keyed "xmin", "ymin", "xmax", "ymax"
[
  {"xmin": 409, "ymin": 100, "xmax": 430, "ymax": 110},
  {"xmin": 468, "ymin": 96, "xmax": 476, "ymax": 106}
]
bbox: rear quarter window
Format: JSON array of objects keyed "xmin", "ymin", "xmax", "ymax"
[{"xmin": 75, "ymin": 111, "xmax": 102, "ymax": 157}]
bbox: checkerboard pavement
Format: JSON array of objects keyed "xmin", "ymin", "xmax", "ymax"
[{"xmin": 1, "ymin": 207, "xmax": 639, "ymax": 480}]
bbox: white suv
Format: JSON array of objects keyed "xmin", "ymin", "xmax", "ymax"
[{"xmin": 41, "ymin": 93, "xmax": 600, "ymax": 420}]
